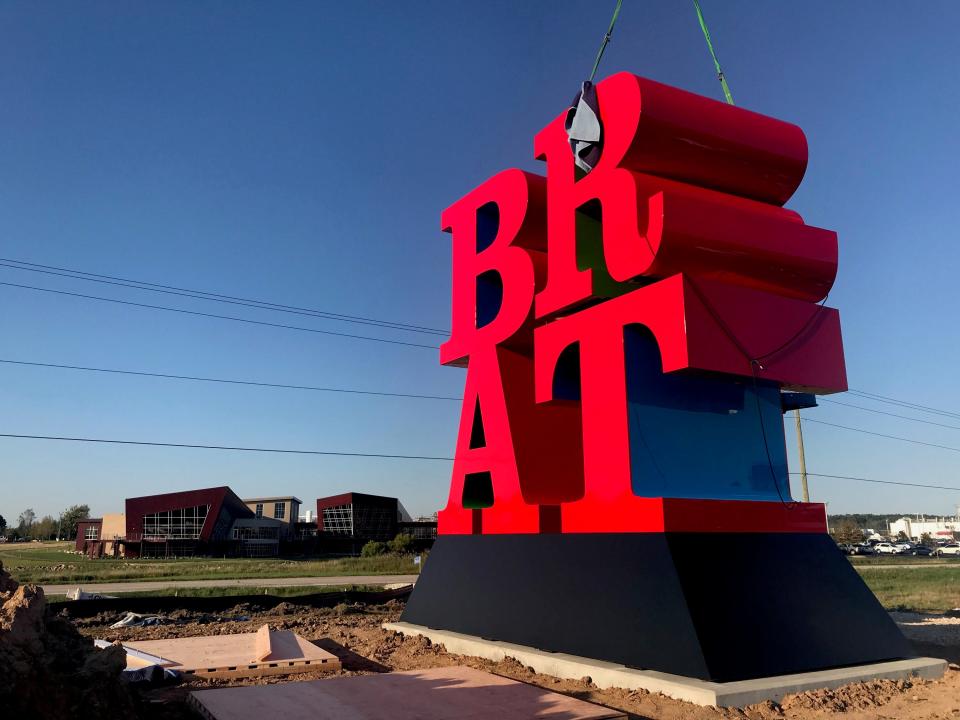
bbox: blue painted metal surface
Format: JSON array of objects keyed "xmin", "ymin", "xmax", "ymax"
[{"xmin": 624, "ymin": 329, "xmax": 790, "ymax": 501}]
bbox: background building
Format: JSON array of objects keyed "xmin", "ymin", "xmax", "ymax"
[
  {"xmin": 74, "ymin": 518, "xmax": 101, "ymax": 553},
  {"xmin": 74, "ymin": 486, "xmax": 436, "ymax": 557},
  {"xmin": 317, "ymin": 492, "xmax": 399, "ymax": 541},
  {"xmin": 242, "ymin": 496, "xmax": 301, "ymax": 539},
  {"xmin": 125, "ymin": 486, "xmax": 252, "ymax": 557},
  {"xmin": 889, "ymin": 515, "xmax": 960, "ymax": 541},
  {"xmin": 76, "ymin": 486, "xmax": 291, "ymax": 558}
]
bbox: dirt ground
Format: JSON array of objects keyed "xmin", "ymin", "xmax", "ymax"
[{"xmin": 70, "ymin": 599, "xmax": 960, "ymax": 720}]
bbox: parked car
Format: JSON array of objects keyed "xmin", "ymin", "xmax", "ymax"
[
  {"xmin": 897, "ymin": 543, "xmax": 933, "ymax": 556},
  {"xmin": 852, "ymin": 543, "xmax": 876, "ymax": 556},
  {"xmin": 934, "ymin": 543, "xmax": 960, "ymax": 557},
  {"xmin": 874, "ymin": 542, "xmax": 899, "ymax": 554},
  {"xmin": 894, "ymin": 542, "xmax": 913, "ymax": 553}
]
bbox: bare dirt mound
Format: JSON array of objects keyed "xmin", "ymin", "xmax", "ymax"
[
  {"xmin": 781, "ymin": 678, "xmax": 914, "ymax": 712},
  {"xmin": 0, "ymin": 560, "xmax": 137, "ymax": 718}
]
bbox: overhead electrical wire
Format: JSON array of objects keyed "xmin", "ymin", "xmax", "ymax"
[
  {"xmin": 0, "ymin": 358, "xmax": 460, "ymax": 401},
  {"xmin": 0, "ymin": 257, "xmax": 448, "ymax": 336},
  {"xmin": 0, "ymin": 432, "xmax": 454, "ymax": 461},
  {"xmin": 791, "ymin": 472, "xmax": 960, "ymax": 493},
  {"xmin": 0, "ymin": 431, "xmax": 954, "ymax": 492},
  {"xmin": 846, "ymin": 388, "xmax": 960, "ymax": 422},
  {"xmin": 802, "ymin": 417, "xmax": 960, "ymax": 454},
  {"xmin": 0, "ymin": 280, "xmax": 440, "ymax": 350},
  {"xmin": 818, "ymin": 397, "xmax": 960, "ymax": 432}
]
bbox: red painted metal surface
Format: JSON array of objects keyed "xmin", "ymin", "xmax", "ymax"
[
  {"xmin": 534, "ymin": 273, "xmax": 847, "ymax": 400},
  {"xmin": 534, "ymin": 74, "xmax": 822, "ymax": 319},
  {"xmin": 439, "ymin": 345, "xmax": 583, "ymax": 535},
  {"xmin": 440, "ymin": 169, "xmax": 547, "ymax": 367},
  {"xmin": 437, "ymin": 74, "xmax": 845, "ymax": 536},
  {"xmin": 539, "ymin": 73, "xmax": 809, "ymax": 207}
]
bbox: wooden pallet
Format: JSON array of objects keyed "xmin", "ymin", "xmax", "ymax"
[
  {"xmin": 121, "ymin": 625, "xmax": 340, "ymax": 680},
  {"xmin": 188, "ymin": 666, "xmax": 626, "ymax": 719}
]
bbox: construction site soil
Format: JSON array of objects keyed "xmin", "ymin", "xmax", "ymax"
[
  {"xmin": 58, "ymin": 597, "xmax": 960, "ymax": 720},
  {"xmin": 4, "ymin": 552, "xmax": 959, "ymax": 720}
]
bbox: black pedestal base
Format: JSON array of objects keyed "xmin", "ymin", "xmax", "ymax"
[{"xmin": 401, "ymin": 533, "xmax": 912, "ymax": 682}]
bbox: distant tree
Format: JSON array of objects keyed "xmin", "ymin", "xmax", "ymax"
[
  {"xmin": 831, "ymin": 517, "xmax": 863, "ymax": 544},
  {"xmin": 361, "ymin": 540, "xmax": 388, "ymax": 557},
  {"xmin": 0, "ymin": 514, "xmax": 6, "ymax": 535},
  {"xmin": 32, "ymin": 516, "xmax": 57, "ymax": 541},
  {"xmin": 17, "ymin": 508, "xmax": 35, "ymax": 535},
  {"xmin": 920, "ymin": 533, "xmax": 936, "ymax": 548},
  {"xmin": 59, "ymin": 504, "xmax": 90, "ymax": 540},
  {"xmin": 896, "ymin": 530, "xmax": 909, "ymax": 542},
  {"xmin": 388, "ymin": 533, "xmax": 415, "ymax": 555}
]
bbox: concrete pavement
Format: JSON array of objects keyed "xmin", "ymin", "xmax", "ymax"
[{"xmin": 41, "ymin": 574, "xmax": 419, "ymax": 597}]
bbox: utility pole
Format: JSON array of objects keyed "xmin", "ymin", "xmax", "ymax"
[{"xmin": 793, "ymin": 409, "xmax": 810, "ymax": 502}]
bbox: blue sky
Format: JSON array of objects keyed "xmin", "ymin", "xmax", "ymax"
[{"xmin": 1, "ymin": 1, "xmax": 959, "ymax": 522}]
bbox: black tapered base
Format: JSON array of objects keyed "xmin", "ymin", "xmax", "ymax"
[{"xmin": 401, "ymin": 533, "xmax": 912, "ymax": 682}]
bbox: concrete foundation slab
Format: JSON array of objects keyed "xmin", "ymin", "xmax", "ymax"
[
  {"xmin": 188, "ymin": 665, "xmax": 626, "ymax": 719},
  {"xmin": 120, "ymin": 624, "xmax": 339, "ymax": 680},
  {"xmin": 384, "ymin": 621, "xmax": 947, "ymax": 707}
]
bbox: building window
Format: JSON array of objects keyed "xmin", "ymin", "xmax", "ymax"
[
  {"xmin": 235, "ymin": 526, "xmax": 280, "ymax": 540},
  {"xmin": 353, "ymin": 505, "xmax": 396, "ymax": 540},
  {"xmin": 274, "ymin": 502, "xmax": 285, "ymax": 520},
  {"xmin": 321, "ymin": 504, "xmax": 354, "ymax": 535},
  {"xmin": 84, "ymin": 526, "xmax": 99, "ymax": 540},
  {"xmin": 255, "ymin": 503, "xmax": 263, "ymax": 518},
  {"xmin": 142, "ymin": 504, "xmax": 210, "ymax": 540}
]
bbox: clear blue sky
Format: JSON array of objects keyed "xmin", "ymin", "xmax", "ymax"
[{"xmin": 1, "ymin": 1, "xmax": 959, "ymax": 523}]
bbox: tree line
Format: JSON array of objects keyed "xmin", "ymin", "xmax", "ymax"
[{"xmin": 0, "ymin": 505, "xmax": 90, "ymax": 542}]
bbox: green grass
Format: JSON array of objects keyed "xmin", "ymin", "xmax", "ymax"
[
  {"xmin": 8, "ymin": 543, "xmax": 958, "ymax": 613},
  {"xmin": 849, "ymin": 554, "xmax": 960, "ymax": 566},
  {"xmin": 854, "ymin": 564, "xmax": 960, "ymax": 612},
  {"xmin": 0, "ymin": 542, "xmax": 418, "ymax": 584},
  {"xmin": 57, "ymin": 584, "xmax": 381, "ymax": 599}
]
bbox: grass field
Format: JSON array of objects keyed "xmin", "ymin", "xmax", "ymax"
[
  {"xmin": 855, "ymin": 565, "xmax": 960, "ymax": 612},
  {"xmin": 0, "ymin": 542, "xmax": 417, "ymax": 584},
  {"xmin": 4, "ymin": 542, "xmax": 960, "ymax": 612},
  {"xmin": 63, "ymin": 584, "xmax": 381, "ymax": 599}
]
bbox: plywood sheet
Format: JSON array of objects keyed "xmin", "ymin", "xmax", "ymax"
[
  {"xmin": 123, "ymin": 626, "xmax": 339, "ymax": 680},
  {"xmin": 188, "ymin": 666, "xmax": 625, "ymax": 720},
  {"xmin": 254, "ymin": 623, "xmax": 273, "ymax": 662}
]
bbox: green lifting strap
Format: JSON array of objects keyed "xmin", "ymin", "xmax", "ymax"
[
  {"xmin": 692, "ymin": 0, "xmax": 735, "ymax": 105},
  {"xmin": 590, "ymin": 0, "xmax": 624, "ymax": 82}
]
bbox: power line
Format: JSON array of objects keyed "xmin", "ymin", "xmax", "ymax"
[
  {"xmin": 0, "ymin": 358, "xmax": 461, "ymax": 401},
  {"xmin": 6, "ymin": 426, "xmax": 953, "ymax": 491},
  {"xmin": 846, "ymin": 389, "xmax": 960, "ymax": 421},
  {"xmin": 0, "ymin": 257, "xmax": 448, "ymax": 336},
  {"xmin": 0, "ymin": 432, "xmax": 454, "ymax": 461},
  {"xmin": 792, "ymin": 472, "xmax": 960, "ymax": 493},
  {"xmin": 0, "ymin": 281, "xmax": 439, "ymax": 350},
  {"xmin": 802, "ymin": 417, "xmax": 960, "ymax": 454},
  {"xmin": 818, "ymin": 398, "xmax": 960, "ymax": 431}
]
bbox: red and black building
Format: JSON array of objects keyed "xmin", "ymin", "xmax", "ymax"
[
  {"xmin": 316, "ymin": 492, "xmax": 399, "ymax": 540},
  {"xmin": 124, "ymin": 486, "xmax": 254, "ymax": 557}
]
